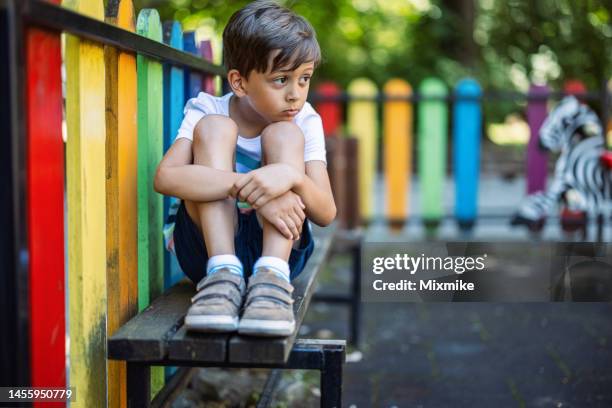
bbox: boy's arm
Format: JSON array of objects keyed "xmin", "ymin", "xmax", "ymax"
[
  {"xmin": 293, "ymin": 160, "xmax": 336, "ymax": 226},
  {"xmin": 154, "ymin": 138, "xmax": 242, "ymax": 202},
  {"xmin": 232, "ymin": 160, "xmax": 336, "ymax": 226}
]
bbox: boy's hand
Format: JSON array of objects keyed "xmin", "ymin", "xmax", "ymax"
[
  {"xmin": 257, "ymin": 191, "xmax": 306, "ymax": 240},
  {"xmin": 231, "ymin": 163, "xmax": 301, "ymax": 209}
]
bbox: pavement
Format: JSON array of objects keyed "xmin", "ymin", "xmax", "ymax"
[{"xmin": 304, "ymin": 254, "xmax": 612, "ymax": 408}]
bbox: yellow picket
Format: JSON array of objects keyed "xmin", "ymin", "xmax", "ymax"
[
  {"xmin": 383, "ymin": 79, "xmax": 412, "ymax": 228},
  {"xmin": 347, "ymin": 78, "xmax": 378, "ymax": 222},
  {"xmin": 63, "ymin": 0, "xmax": 107, "ymax": 406},
  {"xmin": 104, "ymin": 0, "xmax": 138, "ymax": 407}
]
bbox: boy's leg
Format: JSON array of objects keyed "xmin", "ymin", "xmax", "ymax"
[
  {"xmin": 183, "ymin": 115, "xmax": 245, "ymax": 333},
  {"xmin": 183, "ymin": 115, "xmax": 238, "ymax": 256},
  {"xmin": 259, "ymin": 121, "xmax": 305, "ymax": 261},
  {"xmin": 238, "ymin": 122, "xmax": 305, "ymax": 337}
]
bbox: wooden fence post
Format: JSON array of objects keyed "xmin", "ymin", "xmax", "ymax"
[
  {"xmin": 383, "ymin": 79, "xmax": 412, "ymax": 230},
  {"xmin": 163, "ymin": 20, "xmax": 185, "ymax": 289},
  {"xmin": 63, "ymin": 0, "xmax": 108, "ymax": 405},
  {"xmin": 526, "ymin": 84, "xmax": 549, "ymax": 194},
  {"xmin": 137, "ymin": 8, "xmax": 165, "ymax": 399},
  {"xmin": 418, "ymin": 78, "xmax": 448, "ymax": 232},
  {"xmin": 316, "ymin": 81, "xmax": 343, "ymax": 137},
  {"xmin": 200, "ymin": 39, "xmax": 215, "ymax": 94},
  {"xmin": 183, "ymin": 31, "xmax": 202, "ymax": 99},
  {"xmin": 318, "ymin": 81, "xmax": 344, "ymax": 226},
  {"xmin": 25, "ymin": 1, "xmax": 66, "ymax": 402},
  {"xmin": 453, "ymin": 78, "xmax": 482, "ymax": 232},
  {"xmin": 105, "ymin": 1, "xmax": 139, "ymax": 406},
  {"xmin": 347, "ymin": 78, "xmax": 378, "ymax": 224}
]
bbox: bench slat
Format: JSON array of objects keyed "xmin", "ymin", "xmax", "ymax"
[
  {"xmin": 166, "ymin": 326, "xmax": 228, "ymax": 363},
  {"xmin": 108, "ymin": 280, "xmax": 193, "ymax": 361},
  {"xmin": 228, "ymin": 225, "xmax": 335, "ymax": 364}
]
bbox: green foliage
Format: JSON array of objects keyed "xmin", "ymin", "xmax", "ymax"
[
  {"xmin": 135, "ymin": 0, "xmax": 612, "ymax": 93},
  {"xmin": 477, "ymin": 0, "xmax": 612, "ymax": 91}
]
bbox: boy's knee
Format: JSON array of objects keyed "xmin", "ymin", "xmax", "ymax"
[
  {"xmin": 193, "ymin": 115, "xmax": 238, "ymax": 147},
  {"xmin": 261, "ymin": 121, "xmax": 304, "ymax": 151}
]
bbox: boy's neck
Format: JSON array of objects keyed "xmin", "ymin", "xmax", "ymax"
[{"xmin": 229, "ymin": 94, "xmax": 269, "ymax": 138}]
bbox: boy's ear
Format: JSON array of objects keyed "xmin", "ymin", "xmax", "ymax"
[{"xmin": 227, "ymin": 69, "xmax": 247, "ymax": 97}]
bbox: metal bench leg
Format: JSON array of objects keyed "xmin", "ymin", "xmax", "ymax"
[
  {"xmin": 285, "ymin": 339, "xmax": 345, "ymax": 408},
  {"xmin": 349, "ymin": 238, "xmax": 362, "ymax": 347},
  {"xmin": 320, "ymin": 344, "xmax": 344, "ymax": 408},
  {"xmin": 127, "ymin": 362, "xmax": 151, "ymax": 408}
]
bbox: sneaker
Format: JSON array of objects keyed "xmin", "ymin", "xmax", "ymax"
[
  {"xmin": 184, "ymin": 268, "xmax": 246, "ymax": 332},
  {"xmin": 238, "ymin": 268, "xmax": 296, "ymax": 337}
]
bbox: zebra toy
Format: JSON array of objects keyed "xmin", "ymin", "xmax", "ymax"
[{"xmin": 510, "ymin": 96, "xmax": 610, "ymax": 232}]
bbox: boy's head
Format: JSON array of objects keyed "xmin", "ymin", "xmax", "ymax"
[
  {"xmin": 223, "ymin": 1, "xmax": 321, "ymax": 122},
  {"xmin": 223, "ymin": 1, "xmax": 321, "ymax": 78}
]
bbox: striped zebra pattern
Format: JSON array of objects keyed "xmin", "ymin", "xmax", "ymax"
[{"xmin": 511, "ymin": 96, "xmax": 609, "ymax": 229}]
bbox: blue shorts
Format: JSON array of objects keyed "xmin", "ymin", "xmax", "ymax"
[{"xmin": 173, "ymin": 201, "xmax": 315, "ymax": 284}]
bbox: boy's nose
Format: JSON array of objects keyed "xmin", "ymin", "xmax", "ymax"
[{"xmin": 286, "ymin": 87, "xmax": 299, "ymax": 102}]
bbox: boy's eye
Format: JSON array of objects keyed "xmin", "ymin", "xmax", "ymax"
[
  {"xmin": 273, "ymin": 77, "xmax": 287, "ymax": 84},
  {"xmin": 300, "ymin": 76, "xmax": 311, "ymax": 83}
]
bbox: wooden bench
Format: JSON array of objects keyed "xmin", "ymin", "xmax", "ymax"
[{"xmin": 108, "ymin": 225, "xmax": 345, "ymax": 407}]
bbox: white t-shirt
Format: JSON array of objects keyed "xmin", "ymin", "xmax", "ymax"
[{"xmin": 175, "ymin": 92, "xmax": 326, "ymax": 173}]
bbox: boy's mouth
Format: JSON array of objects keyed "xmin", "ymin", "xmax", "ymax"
[{"xmin": 283, "ymin": 108, "xmax": 299, "ymax": 116}]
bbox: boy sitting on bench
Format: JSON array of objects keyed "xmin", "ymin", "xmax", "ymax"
[{"xmin": 154, "ymin": 0, "xmax": 336, "ymax": 337}]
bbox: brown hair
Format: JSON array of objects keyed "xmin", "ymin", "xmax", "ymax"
[{"xmin": 222, "ymin": 1, "xmax": 321, "ymax": 77}]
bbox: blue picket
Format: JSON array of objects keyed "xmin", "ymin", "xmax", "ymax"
[
  {"xmin": 453, "ymin": 78, "xmax": 482, "ymax": 232},
  {"xmin": 163, "ymin": 21, "xmax": 185, "ymax": 289}
]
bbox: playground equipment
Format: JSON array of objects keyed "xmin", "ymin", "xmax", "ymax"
[{"xmin": 511, "ymin": 96, "xmax": 610, "ymax": 240}]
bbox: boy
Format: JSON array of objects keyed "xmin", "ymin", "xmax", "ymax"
[{"xmin": 154, "ymin": 0, "xmax": 336, "ymax": 337}]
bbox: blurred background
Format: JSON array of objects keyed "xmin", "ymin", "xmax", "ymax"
[{"xmin": 133, "ymin": 0, "xmax": 612, "ymax": 118}]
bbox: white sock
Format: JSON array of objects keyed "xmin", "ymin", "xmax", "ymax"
[
  {"xmin": 206, "ymin": 254, "xmax": 243, "ymax": 277},
  {"xmin": 253, "ymin": 256, "xmax": 290, "ymax": 282}
]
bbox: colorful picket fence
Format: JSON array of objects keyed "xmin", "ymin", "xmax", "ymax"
[
  {"xmin": 1, "ymin": 0, "xmax": 220, "ymax": 406},
  {"xmin": 316, "ymin": 77, "xmax": 610, "ymax": 232}
]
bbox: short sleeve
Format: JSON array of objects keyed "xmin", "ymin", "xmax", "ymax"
[
  {"xmin": 175, "ymin": 92, "xmax": 219, "ymax": 142},
  {"xmin": 300, "ymin": 105, "xmax": 327, "ymax": 164}
]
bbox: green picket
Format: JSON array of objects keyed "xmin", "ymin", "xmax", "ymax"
[
  {"xmin": 418, "ymin": 78, "xmax": 448, "ymax": 230},
  {"xmin": 136, "ymin": 8, "xmax": 164, "ymax": 399}
]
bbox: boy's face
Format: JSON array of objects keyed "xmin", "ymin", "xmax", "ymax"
[{"xmin": 237, "ymin": 51, "xmax": 315, "ymax": 123}]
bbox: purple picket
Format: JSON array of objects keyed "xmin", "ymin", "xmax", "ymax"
[
  {"xmin": 199, "ymin": 39, "xmax": 215, "ymax": 94},
  {"xmin": 183, "ymin": 31, "xmax": 202, "ymax": 99},
  {"xmin": 526, "ymin": 84, "xmax": 549, "ymax": 194}
]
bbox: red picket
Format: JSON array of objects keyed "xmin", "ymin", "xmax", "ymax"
[
  {"xmin": 316, "ymin": 81, "xmax": 342, "ymax": 137},
  {"xmin": 564, "ymin": 79, "xmax": 586, "ymax": 102},
  {"xmin": 25, "ymin": 8, "xmax": 66, "ymax": 406}
]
